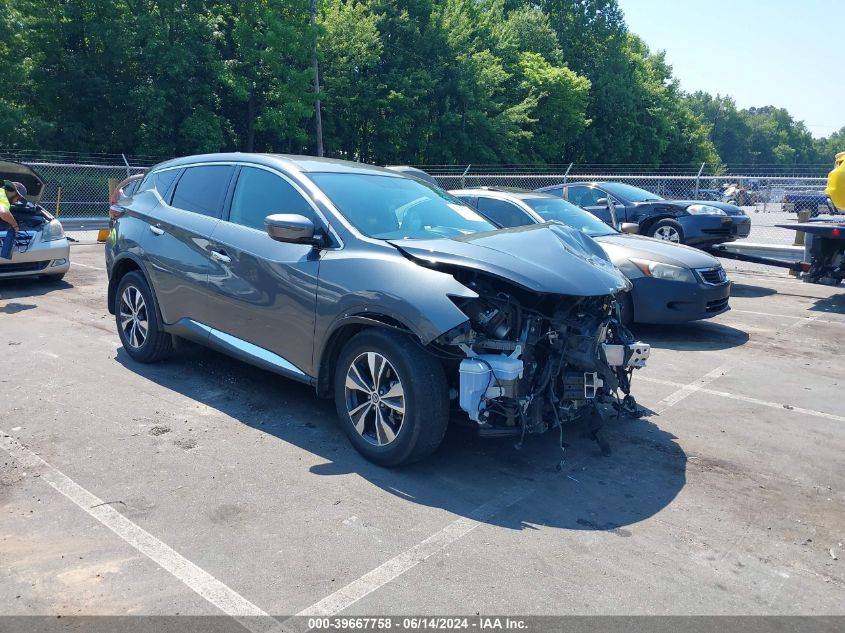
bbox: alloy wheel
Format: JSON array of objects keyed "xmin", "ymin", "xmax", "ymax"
[
  {"xmin": 344, "ymin": 352, "xmax": 405, "ymax": 446},
  {"xmin": 654, "ymin": 226, "xmax": 681, "ymax": 242},
  {"xmin": 119, "ymin": 285, "xmax": 149, "ymax": 349}
]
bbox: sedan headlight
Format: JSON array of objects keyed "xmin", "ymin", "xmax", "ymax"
[
  {"xmin": 41, "ymin": 219, "xmax": 65, "ymax": 242},
  {"xmin": 686, "ymin": 204, "xmax": 726, "ymax": 216},
  {"xmin": 630, "ymin": 258, "xmax": 696, "ymax": 283}
]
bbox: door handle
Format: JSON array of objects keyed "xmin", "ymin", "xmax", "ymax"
[
  {"xmin": 149, "ymin": 225, "xmax": 164, "ymax": 236},
  {"xmin": 210, "ymin": 250, "xmax": 231, "ymax": 264}
]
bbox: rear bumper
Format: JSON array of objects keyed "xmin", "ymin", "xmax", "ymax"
[
  {"xmin": 630, "ymin": 276, "xmax": 731, "ymax": 324},
  {"xmin": 680, "ymin": 215, "xmax": 750, "ymax": 245},
  {"xmin": 0, "ymin": 232, "xmax": 70, "ymax": 279}
]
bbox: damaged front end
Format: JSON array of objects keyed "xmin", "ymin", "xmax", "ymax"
[{"xmin": 434, "ymin": 272, "xmax": 649, "ymax": 455}]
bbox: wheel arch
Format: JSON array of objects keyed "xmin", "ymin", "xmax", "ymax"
[
  {"xmin": 108, "ymin": 255, "xmax": 160, "ymax": 319},
  {"xmin": 315, "ymin": 313, "xmax": 422, "ymax": 399},
  {"xmin": 638, "ymin": 213, "xmax": 678, "ymax": 235}
]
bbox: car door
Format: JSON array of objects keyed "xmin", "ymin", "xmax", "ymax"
[
  {"xmin": 474, "ymin": 197, "xmax": 534, "ymax": 228},
  {"xmin": 565, "ymin": 185, "xmax": 615, "ymax": 224},
  {"xmin": 141, "ymin": 164, "xmax": 234, "ymax": 325},
  {"xmin": 203, "ymin": 165, "xmax": 322, "ymax": 378}
]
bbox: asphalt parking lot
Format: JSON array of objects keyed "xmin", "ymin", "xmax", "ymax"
[{"xmin": 1, "ymin": 244, "xmax": 844, "ymax": 621}]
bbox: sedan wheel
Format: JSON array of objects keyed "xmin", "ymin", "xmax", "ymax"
[
  {"xmin": 654, "ymin": 225, "xmax": 681, "ymax": 242},
  {"xmin": 649, "ymin": 219, "xmax": 685, "ymax": 244},
  {"xmin": 119, "ymin": 286, "xmax": 149, "ymax": 350},
  {"xmin": 344, "ymin": 351, "xmax": 405, "ymax": 446}
]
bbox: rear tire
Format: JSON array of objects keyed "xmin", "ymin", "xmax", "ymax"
[
  {"xmin": 115, "ymin": 271, "xmax": 173, "ymax": 363},
  {"xmin": 648, "ymin": 219, "xmax": 685, "ymax": 243},
  {"xmin": 334, "ymin": 328, "xmax": 449, "ymax": 467}
]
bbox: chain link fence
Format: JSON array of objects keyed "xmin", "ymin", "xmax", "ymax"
[
  {"xmin": 419, "ymin": 165, "xmax": 833, "ymax": 246},
  {"xmin": 2, "ymin": 153, "xmax": 836, "ymax": 246}
]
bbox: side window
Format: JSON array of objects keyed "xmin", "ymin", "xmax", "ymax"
[
  {"xmin": 543, "ymin": 187, "xmax": 563, "ymax": 197},
  {"xmin": 170, "ymin": 165, "xmax": 233, "ymax": 217},
  {"xmin": 476, "ymin": 197, "xmax": 532, "ymax": 228},
  {"xmin": 228, "ymin": 167, "xmax": 315, "ymax": 231},
  {"xmin": 456, "ymin": 196, "xmax": 478, "ymax": 208},
  {"xmin": 567, "ymin": 186, "xmax": 605, "ymax": 208},
  {"xmin": 138, "ymin": 168, "xmax": 180, "ymax": 198}
]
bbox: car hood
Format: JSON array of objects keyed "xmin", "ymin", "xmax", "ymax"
[
  {"xmin": 0, "ymin": 160, "xmax": 45, "ymax": 202},
  {"xmin": 388, "ymin": 223, "xmax": 631, "ymax": 297},
  {"xmin": 595, "ymin": 233, "xmax": 721, "ymax": 269},
  {"xmin": 672, "ymin": 200, "xmax": 746, "ymax": 216}
]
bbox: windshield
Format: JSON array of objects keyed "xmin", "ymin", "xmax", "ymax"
[
  {"xmin": 602, "ymin": 182, "xmax": 663, "ymax": 202},
  {"xmin": 309, "ymin": 173, "xmax": 495, "ymax": 240},
  {"xmin": 523, "ymin": 198, "xmax": 617, "ymax": 237}
]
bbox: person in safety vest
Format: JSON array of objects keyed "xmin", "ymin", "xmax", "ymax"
[{"xmin": 1, "ymin": 180, "xmax": 21, "ymax": 231}]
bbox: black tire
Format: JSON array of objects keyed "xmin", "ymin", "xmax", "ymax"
[
  {"xmin": 333, "ymin": 328, "xmax": 449, "ymax": 467},
  {"xmin": 115, "ymin": 271, "xmax": 173, "ymax": 363},
  {"xmin": 648, "ymin": 218, "xmax": 685, "ymax": 243}
]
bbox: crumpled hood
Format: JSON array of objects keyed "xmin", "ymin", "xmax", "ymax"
[
  {"xmin": 389, "ymin": 223, "xmax": 631, "ymax": 297},
  {"xmin": 596, "ymin": 233, "xmax": 721, "ymax": 269}
]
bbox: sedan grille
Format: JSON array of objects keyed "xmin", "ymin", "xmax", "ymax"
[
  {"xmin": 0, "ymin": 260, "xmax": 49, "ymax": 273},
  {"xmin": 697, "ymin": 266, "xmax": 728, "ymax": 285}
]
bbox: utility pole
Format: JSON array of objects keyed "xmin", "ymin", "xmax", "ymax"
[{"xmin": 310, "ymin": 0, "xmax": 324, "ymax": 157}]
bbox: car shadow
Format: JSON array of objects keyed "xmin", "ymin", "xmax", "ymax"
[
  {"xmin": 115, "ymin": 343, "xmax": 686, "ymax": 533},
  {"xmin": 730, "ymin": 282, "xmax": 777, "ymax": 298},
  {"xmin": 0, "ymin": 276, "xmax": 73, "ymax": 301},
  {"xmin": 809, "ymin": 292, "xmax": 845, "ymax": 315},
  {"xmin": 631, "ymin": 321, "xmax": 749, "ymax": 351}
]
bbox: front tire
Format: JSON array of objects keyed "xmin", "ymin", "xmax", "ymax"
[
  {"xmin": 649, "ymin": 219, "xmax": 685, "ymax": 243},
  {"xmin": 334, "ymin": 329, "xmax": 449, "ymax": 467},
  {"xmin": 115, "ymin": 271, "xmax": 173, "ymax": 363}
]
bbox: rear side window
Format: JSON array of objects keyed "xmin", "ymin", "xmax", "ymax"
[
  {"xmin": 228, "ymin": 167, "xmax": 314, "ymax": 231},
  {"xmin": 170, "ymin": 166, "xmax": 233, "ymax": 217},
  {"xmin": 476, "ymin": 197, "xmax": 532, "ymax": 229},
  {"xmin": 138, "ymin": 169, "xmax": 180, "ymax": 198}
]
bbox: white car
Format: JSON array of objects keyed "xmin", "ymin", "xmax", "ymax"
[{"xmin": 0, "ymin": 161, "xmax": 70, "ymax": 281}]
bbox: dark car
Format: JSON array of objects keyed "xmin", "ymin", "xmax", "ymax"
[
  {"xmin": 452, "ymin": 188, "xmax": 731, "ymax": 324},
  {"xmin": 782, "ymin": 190, "xmax": 834, "ymax": 217},
  {"xmin": 106, "ymin": 153, "xmax": 649, "ymax": 465},
  {"xmin": 536, "ymin": 181, "xmax": 751, "ymax": 247}
]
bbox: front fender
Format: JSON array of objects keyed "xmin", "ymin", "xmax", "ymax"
[{"xmin": 314, "ymin": 245, "xmax": 476, "ymax": 349}]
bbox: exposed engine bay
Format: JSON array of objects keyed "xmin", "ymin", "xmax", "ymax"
[
  {"xmin": 1, "ymin": 203, "xmax": 49, "ymax": 231},
  {"xmin": 433, "ymin": 271, "xmax": 649, "ymax": 456}
]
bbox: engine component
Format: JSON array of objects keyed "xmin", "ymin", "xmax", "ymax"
[
  {"xmin": 601, "ymin": 343, "xmax": 625, "ymax": 366},
  {"xmin": 459, "ymin": 351, "xmax": 524, "ymax": 423},
  {"xmin": 626, "ymin": 343, "xmax": 650, "ymax": 368},
  {"xmin": 449, "ymin": 273, "xmax": 649, "ymax": 455}
]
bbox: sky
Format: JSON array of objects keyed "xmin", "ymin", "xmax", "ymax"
[{"xmin": 616, "ymin": 0, "xmax": 842, "ymax": 138}]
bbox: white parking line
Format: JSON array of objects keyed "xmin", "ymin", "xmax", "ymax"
[
  {"xmin": 0, "ymin": 430, "xmax": 281, "ymax": 633},
  {"xmin": 729, "ymin": 309, "xmax": 805, "ymax": 319},
  {"xmin": 72, "ymin": 261, "xmax": 105, "ymax": 271},
  {"xmin": 290, "ymin": 485, "xmax": 533, "ymax": 620},
  {"xmin": 639, "ymin": 376, "xmax": 845, "ymax": 423},
  {"xmin": 652, "ymin": 363, "xmax": 732, "ymax": 414}
]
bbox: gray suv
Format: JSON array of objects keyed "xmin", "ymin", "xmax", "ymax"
[{"xmin": 106, "ymin": 154, "xmax": 649, "ymax": 466}]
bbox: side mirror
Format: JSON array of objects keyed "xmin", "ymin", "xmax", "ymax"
[
  {"xmin": 596, "ymin": 198, "xmax": 608, "ymax": 206},
  {"xmin": 265, "ymin": 214, "xmax": 322, "ymax": 246},
  {"xmin": 620, "ymin": 222, "xmax": 639, "ymax": 234}
]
